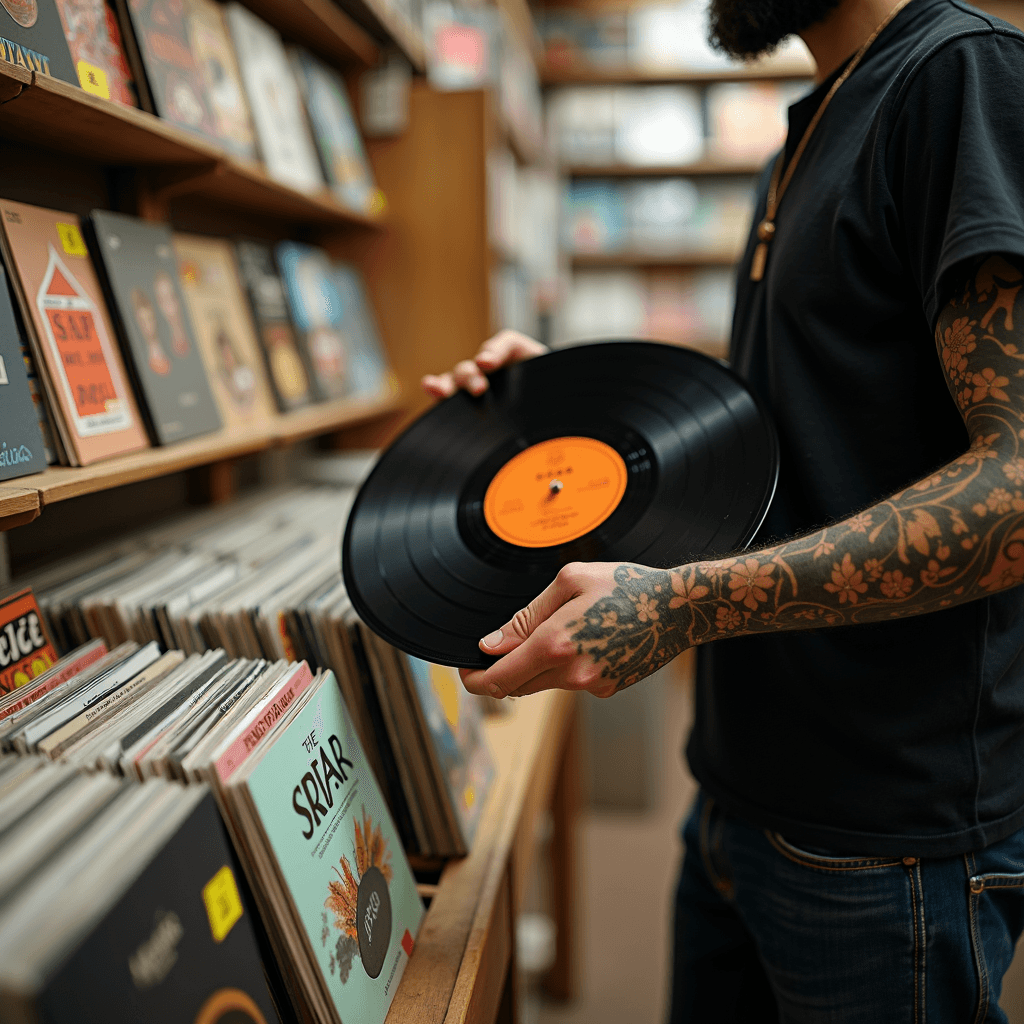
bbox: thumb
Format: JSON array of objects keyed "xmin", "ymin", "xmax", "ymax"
[{"xmin": 478, "ymin": 564, "xmax": 585, "ymax": 656}]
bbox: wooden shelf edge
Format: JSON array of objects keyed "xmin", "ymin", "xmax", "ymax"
[
  {"xmin": 1, "ymin": 74, "xmax": 385, "ymax": 231},
  {"xmin": 338, "ymin": 0, "xmax": 426, "ymax": 70},
  {"xmin": 242, "ymin": 0, "xmax": 380, "ymax": 68},
  {"xmin": 565, "ymin": 159, "xmax": 765, "ymax": 177},
  {"xmin": 542, "ymin": 58, "xmax": 815, "ymax": 86},
  {"xmin": 0, "ymin": 59, "xmax": 31, "ymax": 103},
  {"xmin": 0, "ymin": 395, "xmax": 400, "ymax": 518}
]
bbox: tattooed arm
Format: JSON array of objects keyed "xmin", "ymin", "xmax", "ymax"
[{"xmin": 461, "ymin": 253, "xmax": 1024, "ymax": 700}]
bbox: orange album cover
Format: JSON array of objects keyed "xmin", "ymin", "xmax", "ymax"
[
  {"xmin": 0, "ymin": 588, "xmax": 59, "ymax": 696},
  {"xmin": 173, "ymin": 233, "xmax": 277, "ymax": 430},
  {"xmin": 0, "ymin": 199, "xmax": 149, "ymax": 465}
]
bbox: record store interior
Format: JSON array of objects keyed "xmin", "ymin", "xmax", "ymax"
[{"xmin": 1, "ymin": 0, "xmax": 1024, "ymax": 1019}]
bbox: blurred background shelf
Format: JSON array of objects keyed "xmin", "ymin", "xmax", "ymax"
[
  {"xmin": 565, "ymin": 159, "xmax": 766, "ymax": 177},
  {"xmin": 542, "ymin": 56, "xmax": 816, "ymax": 86},
  {"xmin": 571, "ymin": 249, "xmax": 741, "ymax": 267}
]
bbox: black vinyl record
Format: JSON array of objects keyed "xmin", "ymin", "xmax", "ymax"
[{"xmin": 342, "ymin": 341, "xmax": 779, "ymax": 668}]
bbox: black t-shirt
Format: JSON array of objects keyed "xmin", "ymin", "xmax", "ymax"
[{"xmin": 688, "ymin": 0, "xmax": 1024, "ymax": 857}]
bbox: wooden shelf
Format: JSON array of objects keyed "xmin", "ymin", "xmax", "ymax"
[
  {"xmin": 542, "ymin": 56, "xmax": 815, "ymax": 86},
  {"xmin": 566, "ymin": 158, "xmax": 764, "ymax": 177},
  {"xmin": 337, "ymin": 0, "xmax": 427, "ymax": 70},
  {"xmin": 0, "ymin": 66, "xmax": 384, "ymax": 231},
  {"xmin": 387, "ymin": 689, "xmax": 578, "ymax": 1024},
  {"xmin": 242, "ymin": 0, "xmax": 380, "ymax": 67},
  {"xmin": 0, "ymin": 394, "xmax": 401, "ymax": 526},
  {"xmin": 571, "ymin": 248, "xmax": 741, "ymax": 268}
]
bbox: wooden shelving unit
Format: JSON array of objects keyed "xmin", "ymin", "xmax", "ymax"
[
  {"xmin": 542, "ymin": 55, "xmax": 815, "ymax": 86},
  {"xmin": 336, "ymin": 0, "xmax": 427, "ymax": 70},
  {"xmin": 565, "ymin": 158, "xmax": 764, "ymax": 177},
  {"xmin": 0, "ymin": 67, "xmax": 383, "ymax": 231}
]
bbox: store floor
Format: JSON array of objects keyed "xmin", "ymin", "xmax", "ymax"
[{"xmin": 534, "ymin": 660, "xmax": 697, "ymax": 1024}]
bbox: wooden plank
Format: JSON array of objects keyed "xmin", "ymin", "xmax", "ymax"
[
  {"xmin": 566, "ymin": 158, "xmax": 765, "ymax": 177},
  {"xmin": 543, "ymin": 56, "xmax": 815, "ymax": 86},
  {"xmin": 0, "ymin": 59, "xmax": 31, "ymax": 103},
  {"xmin": 385, "ymin": 691, "xmax": 575, "ymax": 1024},
  {"xmin": 273, "ymin": 392, "xmax": 403, "ymax": 445},
  {"xmin": 10, "ymin": 396, "xmax": 397, "ymax": 510},
  {"xmin": 455, "ymin": 871, "xmax": 513, "ymax": 1024},
  {"xmin": 243, "ymin": 0, "xmax": 380, "ymax": 67},
  {"xmin": 0, "ymin": 486, "xmax": 40, "ymax": 531},
  {"xmin": 5, "ymin": 73, "xmax": 221, "ymax": 166},
  {"xmin": 572, "ymin": 249, "xmax": 740, "ymax": 268}
]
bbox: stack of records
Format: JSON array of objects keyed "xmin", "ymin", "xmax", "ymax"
[
  {"xmin": 0, "ymin": 641, "xmax": 426, "ymax": 1024},
  {"xmin": 0, "ymin": 762, "xmax": 279, "ymax": 1024},
  {"xmin": 16, "ymin": 480, "xmax": 495, "ymax": 859}
]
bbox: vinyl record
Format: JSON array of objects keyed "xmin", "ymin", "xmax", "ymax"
[{"xmin": 343, "ymin": 341, "xmax": 779, "ymax": 668}]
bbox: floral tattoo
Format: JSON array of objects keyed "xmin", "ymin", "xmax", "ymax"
[{"xmin": 569, "ymin": 254, "xmax": 1024, "ymax": 690}]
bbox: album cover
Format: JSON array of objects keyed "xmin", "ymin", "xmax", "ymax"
[
  {"xmin": 0, "ymin": 0, "xmax": 77, "ymax": 85},
  {"xmin": 332, "ymin": 264, "xmax": 392, "ymax": 400},
  {"xmin": 0, "ymin": 637, "xmax": 106, "ymax": 720},
  {"xmin": 404, "ymin": 657, "xmax": 494, "ymax": 847},
  {"xmin": 22, "ymin": 791, "xmax": 281, "ymax": 1024},
  {"xmin": 234, "ymin": 671, "xmax": 423, "ymax": 1024},
  {"xmin": 275, "ymin": 242, "xmax": 349, "ymax": 401},
  {"xmin": 289, "ymin": 47, "xmax": 377, "ymax": 214},
  {"xmin": 225, "ymin": 2, "xmax": 323, "ymax": 192},
  {"xmin": 0, "ymin": 588, "xmax": 59, "ymax": 696},
  {"xmin": 120, "ymin": 0, "xmax": 256, "ymax": 159},
  {"xmin": 54, "ymin": 0, "xmax": 137, "ymax": 105},
  {"xmin": 173, "ymin": 233, "xmax": 277, "ymax": 430},
  {"xmin": 0, "ymin": 200, "xmax": 150, "ymax": 465},
  {"xmin": 89, "ymin": 210, "xmax": 221, "ymax": 445},
  {"xmin": 0, "ymin": 264, "xmax": 47, "ymax": 481},
  {"xmin": 234, "ymin": 239, "xmax": 313, "ymax": 412}
]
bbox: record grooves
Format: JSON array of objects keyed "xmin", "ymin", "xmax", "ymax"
[{"xmin": 343, "ymin": 342, "xmax": 779, "ymax": 669}]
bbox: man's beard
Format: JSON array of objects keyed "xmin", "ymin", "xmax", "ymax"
[{"xmin": 708, "ymin": 0, "xmax": 843, "ymax": 58}]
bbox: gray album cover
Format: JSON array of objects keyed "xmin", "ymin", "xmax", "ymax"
[{"xmin": 90, "ymin": 210, "xmax": 221, "ymax": 444}]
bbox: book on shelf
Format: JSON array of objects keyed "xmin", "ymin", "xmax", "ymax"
[
  {"xmin": 274, "ymin": 242, "xmax": 352, "ymax": 402},
  {"xmin": 89, "ymin": 210, "xmax": 222, "ymax": 445},
  {"xmin": 289, "ymin": 47, "xmax": 379, "ymax": 217},
  {"xmin": 173, "ymin": 233, "xmax": 278, "ymax": 431},
  {"xmin": 706, "ymin": 81, "xmax": 809, "ymax": 162},
  {"xmin": 53, "ymin": 0, "xmax": 138, "ymax": 104},
  {"xmin": 0, "ymin": 199, "xmax": 150, "ymax": 466},
  {"xmin": 331, "ymin": 264, "xmax": 393, "ymax": 401},
  {"xmin": 234, "ymin": 240, "xmax": 315, "ymax": 413},
  {"xmin": 614, "ymin": 85, "xmax": 703, "ymax": 165},
  {"xmin": 225, "ymin": 2, "xmax": 324, "ymax": 193},
  {"xmin": 115, "ymin": 0, "xmax": 257, "ymax": 159},
  {"xmin": 0, "ymin": 0, "xmax": 77, "ymax": 85},
  {"xmin": 0, "ymin": 776, "xmax": 282, "ymax": 1024},
  {"xmin": 0, "ymin": 263, "xmax": 48, "ymax": 481}
]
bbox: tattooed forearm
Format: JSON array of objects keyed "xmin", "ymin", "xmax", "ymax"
[{"xmin": 571, "ymin": 254, "xmax": 1024, "ymax": 689}]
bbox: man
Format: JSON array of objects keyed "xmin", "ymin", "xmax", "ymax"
[{"xmin": 423, "ymin": 0, "xmax": 1024, "ymax": 1016}]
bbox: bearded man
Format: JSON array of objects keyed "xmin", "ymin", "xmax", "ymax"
[{"xmin": 423, "ymin": 0, "xmax": 1024, "ymax": 1017}]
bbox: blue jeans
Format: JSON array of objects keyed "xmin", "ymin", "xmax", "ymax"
[{"xmin": 669, "ymin": 791, "xmax": 1024, "ymax": 1023}]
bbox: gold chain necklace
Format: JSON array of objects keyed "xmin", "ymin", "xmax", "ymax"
[{"xmin": 749, "ymin": 0, "xmax": 915, "ymax": 282}]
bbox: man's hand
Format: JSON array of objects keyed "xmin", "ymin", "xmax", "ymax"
[
  {"xmin": 421, "ymin": 330, "xmax": 546, "ymax": 399},
  {"xmin": 460, "ymin": 561, "xmax": 695, "ymax": 699}
]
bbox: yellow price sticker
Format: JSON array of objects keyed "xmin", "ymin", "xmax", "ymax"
[
  {"xmin": 202, "ymin": 865, "xmax": 243, "ymax": 943},
  {"xmin": 76, "ymin": 61, "xmax": 110, "ymax": 99},
  {"xmin": 56, "ymin": 222, "xmax": 87, "ymax": 258}
]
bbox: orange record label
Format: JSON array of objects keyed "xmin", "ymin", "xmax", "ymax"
[{"xmin": 483, "ymin": 436, "xmax": 628, "ymax": 548}]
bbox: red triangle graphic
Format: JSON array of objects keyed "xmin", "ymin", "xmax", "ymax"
[{"xmin": 46, "ymin": 266, "xmax": 77, "ymax": 297}]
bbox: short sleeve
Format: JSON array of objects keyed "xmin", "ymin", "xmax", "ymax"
[{"xmin": 888, "ymin": 26, "xmax": 1024, "ymax": 326}]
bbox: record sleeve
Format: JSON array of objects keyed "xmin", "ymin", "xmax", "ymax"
[
  {"xmin": 53, "ymin": 0, "xmax": 137, "ymax": 104},
  {"xmin": 89, "ymin": 210, "xmax": 222, "ymax": 445},
  {"xmin": 0, "ymin": 0, "xmax": 77, "ymax": 85},
  {"xmin": 344, "ymin": 341, "xmax": 779, "ymax": 668},
  {"xmin": 174, "ymin": 233, "xmax": 277, "ymax": 430},
  {"xmin": 0, "ymin": 199, "xmax": 150, "ymax": 465},
  {"xmin": 235, "ymin": 240, "xmax": 313, "ymax": 411}
]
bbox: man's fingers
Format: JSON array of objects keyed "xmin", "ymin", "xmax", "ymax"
[
  {"xmin": 421, "ymin": 373, "xmax": 456, "ymax": 398},
  {"xmin": 477, "ymin": 563, "xmax": 588, "ymax": 656},
  {"xmin": 452, "ymin": 359, "xmax": 488, "ymax": 395},
  {"xmin": 461, "ymin": 623, "xmax": 569, "ymax": 697},
  {"xmin": 475, "ymin": 331, "xmax": 546, "ymax": 372}
]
